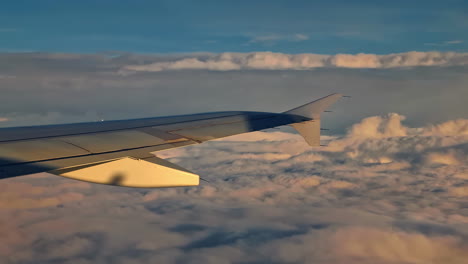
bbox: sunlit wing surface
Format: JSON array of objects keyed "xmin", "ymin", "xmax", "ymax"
[{"xmin": 0, "ymin": 93, "xmax": 343, "ymax": 187}]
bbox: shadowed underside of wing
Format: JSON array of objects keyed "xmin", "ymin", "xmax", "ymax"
[{"xmin": 0, "ymin": 94, "xmax": 343, "ymax": 187}]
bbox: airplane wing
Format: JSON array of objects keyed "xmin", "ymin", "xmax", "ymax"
[{"xmin": 0, "ymin": 93, "xmax": 343, "ymax": 188}]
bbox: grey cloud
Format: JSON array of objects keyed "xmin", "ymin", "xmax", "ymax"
[{"xmin": 0, "ymin": 52, "xmax": 467, "ymax": 131}]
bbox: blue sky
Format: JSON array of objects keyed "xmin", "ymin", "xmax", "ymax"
[{"xmin": 1, "ymin": 0, "xmax": 467, "ymax": 54}]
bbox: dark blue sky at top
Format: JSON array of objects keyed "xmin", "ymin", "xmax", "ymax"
[{"xmin": 1, "ymin": 0, "xmax": 467, "ymax": 54}]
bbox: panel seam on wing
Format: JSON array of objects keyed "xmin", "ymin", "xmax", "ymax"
[{"xmin": 58, "ymin": 139, "xmax": 93, "ymax": 154}]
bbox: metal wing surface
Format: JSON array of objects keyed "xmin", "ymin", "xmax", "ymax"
[{"xmin": 0, "ymin": 93, "xmax": 343, "ymax": 188}]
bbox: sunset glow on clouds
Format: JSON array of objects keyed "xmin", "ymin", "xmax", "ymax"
[
  {"xmin": 1, "ymin": 114, "xmax": 467, "ymax": 263},
  {"xmin": 121, "ymin": 51, "xmax": 468, "ymax": 72},
  {"xmin": 2, "ymin": 0, "xmax": 468, "ymax": 262},
  {"xmin": 0, "ymin": 49, "xmax": 467, "ymax": 263}
]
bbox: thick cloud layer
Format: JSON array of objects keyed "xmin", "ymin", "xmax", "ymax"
[
  {"xmin": 1, "ymin": 114, "xmax": 467, "ymax": 263},
  {"xmin": 121, "ymin": 51, "xmax": 468, "ymax": 72},
  {"xmin": 1, "ymin": 52, "xmax": 467, "ymax": 262}
]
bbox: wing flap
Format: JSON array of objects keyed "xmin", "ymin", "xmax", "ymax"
[{"xmin": 51, "ymin": 156, "xmax": 199, "ymax": 188}]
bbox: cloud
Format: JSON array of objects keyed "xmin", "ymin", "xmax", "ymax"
[
  {"xmin": 425, "ymin": 151, "xmax": 463, "ymax": 166},
  {"xmin": 1, "ymin": 51, "xmax": 468, "ymax": 263},
  {"xmin": 446, "ymin": 40, "xmax": 463, "ymax": 44},
  {"xmin": 0, "ymin": 28, "xmax": 17, "ymax": 33},
  {"xmin": 347, "ymin": 113, "xmax": 408, "ymax": 138},
  {"xmin": 327, "ymin": 227, "xmax": 468, "ymax": 263},
  {"xmin": 0, "ymin": 51, "xmax": 467, "ymax": 131},
  {"xmin": 2, "ymin": 113, "xmax": 467, "ymax": 263},
  {"xmin": 248, "ymin": 33, "xmax": 310, "ymax": 44},
  {"xmin": 292, "ymin": 34, "xmax": 309, "ymax": 41},
  {"xmin": 120, "ymin": 51, "xmax": 468, "ymax": 72},
  {"xmin": 124, "ymin": 57, "xmax": 241, "ymax": 72},
  {"xmin": 422, "ymin": 119, "xmax": 468, "ymax": 136},
  {"xmin": 425, "ymin": 40, "xmax": 463, "ymax": 46},
  {"xmin": 249, "ymin": 35, "xmax": 283, "ymax": 43},
  {"xmin": 257, "ymin": 226, "xmax": 468, "ymax": 264}
]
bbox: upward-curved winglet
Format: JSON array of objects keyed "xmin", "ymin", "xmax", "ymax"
[
  {"xmin": 285, "ymin": 93, "xmax": 344, "ymax": 146},
  {"xmin": 284, "ymin": 93, "xmax": 343, "ymax": 119}
]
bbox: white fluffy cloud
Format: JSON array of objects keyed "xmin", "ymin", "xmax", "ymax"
[
  {"xmin": 120, "ymin": 51, "xmax": 468, "ymax": 72},
  {"xmin": 1, "ymin": 114, "xmax": 467, "ymax": 263}
]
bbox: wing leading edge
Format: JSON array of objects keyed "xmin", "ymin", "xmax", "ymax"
[{"xmin": 0, "ymin": 93, "xmax": 343, "ymax": 187}]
